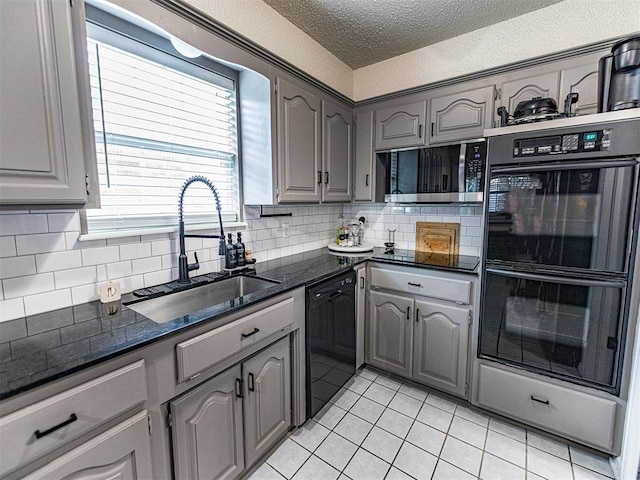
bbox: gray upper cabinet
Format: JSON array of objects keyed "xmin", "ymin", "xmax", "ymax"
[
  {"xmin": 375, "ymin": 100, "xmax": 427, "ymax": 150},
  {"xmin": 243, "ymin": 337, "xmax": 291, "ymax": 467},
  {"xmin": 0, "ymin": 0, "xmax": 98, "ymax": 207},
  {"xmin": 499, "ymin": 71, "xmax": 560, "ymax": 116},
  {"xmin": 560, "ymin": 62, "xmax": 600, "ymax": 116},
  {"xmin": 171, "ymin": 366, "xmax": 245, "ymax": 480},
  {"xmin": 322, "ymin": 100, "xmax": 352, "ymax": 202},
  {"xmin": 354, "ymin": 110, "xmax": 375, "ymax": 201},
  {"xmin": 429, "ymin": 86, "xmax": 495, "ymax": 143},
  {"xmin": 276, "ymin": 77, "xmax": 322, "ymax": 202}
]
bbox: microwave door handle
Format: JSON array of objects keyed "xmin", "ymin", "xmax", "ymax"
[
  {"xmin": 491, "ymin": 159, "xmax": 638, "ymax": 174},
  {"xmin": 485, "ymin": 268, "xmax": 626, "ymax": 288},
  {"xmin": 459, "ymin": 143, "xmax": 466, "ymax": 193}
]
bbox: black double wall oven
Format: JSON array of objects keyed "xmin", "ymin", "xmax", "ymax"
[{"xmin": 480, "ymin": 113, "xmax": 640, "ymax": 394}]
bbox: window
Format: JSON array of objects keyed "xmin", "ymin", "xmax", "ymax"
[{"xmin": 83, "ymin": 7, "xmax": 240, "ymax": 234}]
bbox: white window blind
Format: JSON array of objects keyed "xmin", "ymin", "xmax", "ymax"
[{"xmin": 84, "ymin": 26, "xmax": 240, "ymax": 234}]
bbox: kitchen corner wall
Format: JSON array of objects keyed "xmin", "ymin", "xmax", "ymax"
[{"xmin": 0, "ymin": 203, "xmax": 482, "ymax": 323}]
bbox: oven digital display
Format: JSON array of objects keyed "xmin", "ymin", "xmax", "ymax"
[
  {"xmin": 513, "ymin": 129, "xmax": 611, "ymax": 157},
  {"xmin": 584, "ymin": 132, "xmax": 598, "ymax": 142}
]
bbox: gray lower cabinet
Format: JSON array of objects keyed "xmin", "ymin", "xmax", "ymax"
[
  {"xmin": 0, "ymin": 0, "xmax": 97, "ymax": 206},
  {"xmin": 24, "ymin": 411, "xmax": 153, "ymax": 480},
  {"xmin": 375, "ymin": 100, "xmax": 427, "ymax": 150},
  {"xmin": 170, "ymin": 337, "xmax": 291, "ymax": 479},
  {"xmin": 322, "ymin": 100, "xmax": 352, "ymax": 202},
  {"xmin": 276, "ymin": 77, "xmax": 322, "ymax": 202},
  {"xmin": 413, "ymin": 299, "xmax": 470, "ymax": 397},
  {"xmin": 429, "ymin": 86, "xmax": 495, "ymax": 143},
  {"xmin": 368, "ymin": 290, "xmax": 414, "ymax": 378}
]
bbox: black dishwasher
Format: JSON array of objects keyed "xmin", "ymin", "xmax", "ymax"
[{"xmin": 306, "ymin": 270, "xmax": 356, "ymax": 419}]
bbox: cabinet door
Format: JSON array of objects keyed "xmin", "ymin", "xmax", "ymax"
[
  {"xmin": 243, "ymin": 337, "xmax": 291, "ymax": 467},
  {"xmin": 322, "ymin": 100, "xmax": 352, "ymax": 202},
  {"xmin": 413, "ymin": 299, "xmax": 470, "ymax": 397},
  {"xmin": 354, "ymin": 110, "xmax": 375, "ymax": 201},
  {"xmin": 500, "ymin": 71, "xmax": 560, "ymax": 116},
  {"xmin": 368, "ymin": 290, "xmax": 413, "ymax": 377},
  {"xmin": 0, "ymin": 0, "xmax": 90, "ymax": 205},
  {"xmin": 276, "ymin": 77, "xmax": 322, "ymax": 202},
  {"xmin": 560, "ymin": 63, "xmax": 600, "ymax": 116},
  {"xmin": 171, "ymin": 366, "xmax": 244, "ymax": 480},
  {"xmin": 429, "ymin": 86, "xmax": 495, "ymax": 143},
  {"xmin": 23, "ymin": 411, "xmax": 152, "ymax": 480},
  {"xmin": 375, "ymin": 101, "xmax": 427, "ymax": 150}
]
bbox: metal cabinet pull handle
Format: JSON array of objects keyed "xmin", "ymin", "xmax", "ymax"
[
  {"xmin": 360, "ymin": 276, "xmax": 365, "ymax": 289},
  {"xmin": 235, "ymin": 378, "xmax": 243, "ymax": 398},
  {"xmin": 317, "ymin": 171, "xmax": 322, "ymax": 185},
  {"xmin": 416, "ymin": 308, "xmax": 420, "ymax": 323},
  {"xmin": 325, "ymin": 171, "xmax": 329, "ymax": 184},
  {"xmin": 241, "ymin": 327, "xmax": 260, "ymax": 339},
  {"xmin": 365, "ymin": 174, "xmax": 369, "ymax": 186},
  {"xmin": 248, "ymin": 373, "xmax": 255, "ymax": 392},
  {"xmin": 418, "ymin": 124, "xmax": 423, "ymax": 138},
  {"xmin": 530, "ymin": 395, "xmax": 550, "ymax": 405},
  {"xmin": 408, "ymin": 282, "xmax": 422, "ymax": 287},
  {"xmin": 34, "ymin": 413, "xmax": 78, "ymax": 439},
  {"xmin": 406, "ymin": 306, "xmax": 410, "ymax": 320}
]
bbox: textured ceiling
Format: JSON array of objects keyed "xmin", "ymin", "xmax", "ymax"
[{"xmin": 262, "ymin": 0, "xmax": 564, "ymax": 69}]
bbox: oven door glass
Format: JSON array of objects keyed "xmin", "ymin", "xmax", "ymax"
[
  {"xmin": 480, "ymin": 269, "xmax": 625, "ymax": 390},
  {"xmin": 486, "ymin": 161, "xmax": 636, "ymax": 273}
]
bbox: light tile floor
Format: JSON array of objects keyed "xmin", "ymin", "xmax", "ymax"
[{"xmin": 250, "ymin": 366, "xmax": 615, "ymax": 480}]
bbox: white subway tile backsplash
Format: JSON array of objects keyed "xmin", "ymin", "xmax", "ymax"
[
  {"xmin": 16, "ymin": 232, "xmax": 66, "ymax": 255},
  {"xmin": 0, "ymin": 214, "xmax": 48, "ymax": 236},
  {"xmin": 151, "ymin": 239, "xmax": 175, "ymax": 256},
  {"xmin": 24, "ymin": 289, "xmax": 72, "ymax": 316},
  {"xmin": 81, "ymin": 246, "xmax": 120, "ymax": 266},
  {"xmin": 119, "ymin": 242, "xmax": 152, "ymax": 260},
  {"xmin": 0, "ymin": 256, "xmax": 37, "ymax": 279},
  {"xmin": 71, "ymin": 283, "xmax": 100, "ymax": 305},
  {"xmin": 132, "ymin": 256, "xmax": 162, "ymax": 275},
  {"xmin": 106, "ymin": 235, "xmax": 142, "ymax": 246},
  {"xmin": 96, "ymin": 261, "xmax": 132, "ymax": 281},
  {"xmin": 0, "ymin": 236, "xmax": 17, "ymax": 258},
  {"xmin": 66, "ymin": 232, "xmax": 106, "ymax": 250},
  {"xmin": 3, "ymin": 273, "xmax": 55, "ymax": 299},
  {"xmin": 143, "ymin": 269, "xmax": 173, "ymax": 287},
  {"xmin": 55, "ymin": 266, "xmax": 98, "ymax": 289},
  {"xmin": 0, "ymin": 297, "xmax": 25, "ymax": 322},
  {"xmin": 47, "ymin": 212, "xmax": 80, "ymax": 232},
  {"xmin": 35, "ymin": 250, "xmax": 82, "ymax": 273}
]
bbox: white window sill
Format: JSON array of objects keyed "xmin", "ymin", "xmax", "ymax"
[{"xmin": 78, "ymin": 221, "xmax": 248, "ymax": 242}]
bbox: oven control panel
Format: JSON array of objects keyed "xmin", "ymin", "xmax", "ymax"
[{"xmin": 513, "ymin": 129, "xmax": 612, "ymax": 157}]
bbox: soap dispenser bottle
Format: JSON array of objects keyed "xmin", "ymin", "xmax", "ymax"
[
  {"xmin": 225, "ymin": 233, "xmax": 237, "ymax": 269},
  {"xmin": 236, "ymin": 232, "xmax": 246, "ymax": 267}
]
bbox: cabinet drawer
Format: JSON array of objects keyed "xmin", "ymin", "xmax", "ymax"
[
  {"xmin": 369, "ymin": 267, "xmax": 471, "ymax": 304},
  {"xmin": 477, "ymin": 364, "xmax": 617, "ymax": 451},
  {"xmin": 0, "ymin": 360, "xmax": 147, "ymax": 476},
  {"xmin": 176, "ymin": 297, "xmax": 294, "ymax": 382}
]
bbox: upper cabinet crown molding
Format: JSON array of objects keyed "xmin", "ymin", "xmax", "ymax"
[{"xmin": 0, "ymin": 0, "xmax": 98, "ymax": 208}]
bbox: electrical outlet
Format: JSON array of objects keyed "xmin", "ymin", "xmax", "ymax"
[
  {"xmin": 282, "ymin": 223, "xmax": 290, "ymax": 238},
  {"xmin": 100, "ymin": 281, "xmax": 121, "ymax": 303}
]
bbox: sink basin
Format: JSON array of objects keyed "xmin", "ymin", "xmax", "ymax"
[{"xmin": 125, "ymin": 275, "xmax": 280, "ymax": 323}]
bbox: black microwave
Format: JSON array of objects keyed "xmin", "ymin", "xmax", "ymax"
[{"xmin": 378, "ymin": 140, "xmax": 486, "ymax": 203}]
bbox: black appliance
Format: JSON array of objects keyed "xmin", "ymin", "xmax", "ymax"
[
  {"xmin": 497, "ymin": 93, "xmax": 579, "ymax": 127},
  {"xmin": 480, "ymin": 112, "xmax": 640, "ymax": 394},
  {"xmin": 598, "ymin": 36, "xmax": 640, "ymax": 112},
  {"xmin": 305, "ymin": 270, "xmax": 356, "ymax": 418},
  {"xmin": 378, "ymin": 140, "xmax": 486, "ymax": 203}
]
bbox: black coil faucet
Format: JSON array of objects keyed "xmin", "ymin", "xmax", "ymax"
[{"xmin": 177, "ymin": 175, "xmax": 225, "ymax": 283}]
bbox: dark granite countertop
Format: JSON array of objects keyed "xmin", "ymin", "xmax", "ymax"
[{"xmin": 0, "ymin": 247, "xmax": 478, "ymax": 400}]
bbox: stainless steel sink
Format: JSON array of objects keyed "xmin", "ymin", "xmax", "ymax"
[{"xmin": 125, "ymin": 275, "xmax": 280, "ymax": 323}]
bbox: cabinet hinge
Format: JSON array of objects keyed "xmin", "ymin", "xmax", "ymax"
[
  {"xmin": 494, "ymin": 88, "xmax": 502, "ymax": 101},
  {"xmin": 69, "ymin": 0, "xmax": 75, "ymax": 6},
  {"xmin": 165, "ymin": 410, "xmax": 172, "ymax": 429},
  {"xmin": 85, "ymin": 174, "xmax": 91, "ymax": 196},
  {"xmin": 147, "ymin": 414, "xmax": 153, "ymax": 435},
  {"xmin": 468, "ymin": 311, "xmax": 472, "ymax": 325},
  {"xmin": 464, "ymin": 382, "xmax": 469, "ymax": 396}
]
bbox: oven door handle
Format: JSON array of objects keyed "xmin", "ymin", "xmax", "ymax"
[
  {"xmin": 491, "ymin": 159, "xmax": 638, "ymax": 174},
  {"xmin": 485, "ymin": 268, "xmax": 626, "ymax": 287}
]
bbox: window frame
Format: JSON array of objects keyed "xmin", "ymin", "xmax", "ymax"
[{"xmin": 80, "ymin": 3, "xmax": 244, "ymax": 237}]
